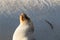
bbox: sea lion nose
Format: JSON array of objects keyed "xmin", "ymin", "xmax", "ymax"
[{"xmin": 20, "ymin": 13, "xmax": 25, "ymax": 16}]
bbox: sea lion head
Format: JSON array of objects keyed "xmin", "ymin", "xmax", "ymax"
[{"xmin": 20, "ymin": 13, "xmax": 30, "ymax": 24}]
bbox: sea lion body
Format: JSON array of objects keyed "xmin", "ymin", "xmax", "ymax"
[{"xmin": 12, "ymin": 13, "xmax": 34, "ymax": 40}]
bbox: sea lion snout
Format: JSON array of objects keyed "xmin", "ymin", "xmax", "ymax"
[{"xmin": 20, "ymin": 13, "xmax": 30, "ymax": 23}]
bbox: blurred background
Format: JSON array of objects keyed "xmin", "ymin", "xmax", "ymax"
[{"xmin": 0, "ymin": 0, "xmax": 60, "ymax": 40}]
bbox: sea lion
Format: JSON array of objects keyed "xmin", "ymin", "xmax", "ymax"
[{"xmin": 12, "ymin": 13, "xmax": 34, "ymax": 40}]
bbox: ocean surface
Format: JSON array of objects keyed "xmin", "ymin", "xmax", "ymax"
[{"xmin": 0, "ymin": 0, "xmax": 60, "ymax": 40}]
